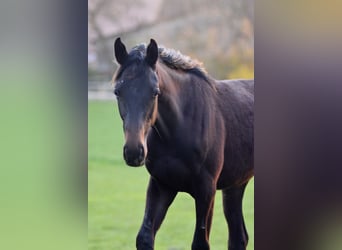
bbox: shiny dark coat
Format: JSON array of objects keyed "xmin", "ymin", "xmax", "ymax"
[{"xmin": 113, "ymin": 38, "xmax": 254, "ymax": 250}]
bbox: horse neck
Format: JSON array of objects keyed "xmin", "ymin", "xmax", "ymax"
[
  {"xmin": 154, "ymin": 63, "xmax": 215, "ymax": 141},
  {"xmin": 154, "ymin": 64, "xmax": 188, "ymax": 139}
]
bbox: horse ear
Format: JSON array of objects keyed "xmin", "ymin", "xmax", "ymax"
[
  {"xmin": 146, "ymin": 39, "xmax": 158, "ymax": 67},
  {"xmin": 114, "ymin": 37, "xmax": 128, "ymax": 65}
]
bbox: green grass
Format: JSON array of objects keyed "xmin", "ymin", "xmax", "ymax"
[{"xmin": 88, "ymin": 101, "xmax": 254, "ymax": 250}]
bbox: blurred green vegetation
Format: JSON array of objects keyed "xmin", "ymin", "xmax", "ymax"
[
  {"xmin": 208, "ymin": 44, "xmax": 254, "ymax": 80},
  {"xmin": 0, "ymin": 66, "xmax": 86, "ymax": 250}
]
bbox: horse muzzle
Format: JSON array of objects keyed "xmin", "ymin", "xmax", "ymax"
[{"xmin": 123, "ymin": 144, "xmax": 145, "ymax": 167}]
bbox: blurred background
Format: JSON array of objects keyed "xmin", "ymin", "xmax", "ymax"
[
  {"xmin": 1, "ymin": 0, "xmax": 342, "ymax": 249},
  {"xmin": 88, "ymin": 0, "xmax": 254, "ymax": 99}
]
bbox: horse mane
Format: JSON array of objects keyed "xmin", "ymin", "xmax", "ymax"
[
  {"xmin": 115, "ymin": 44, "xmax": 214, "ymax": 87},
  {"xmin": 157, "ymin": 46, "xmax": 209, "ymax": 81}
]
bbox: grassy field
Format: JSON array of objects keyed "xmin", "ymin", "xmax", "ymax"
[{"xmin": 88, "ymin": 101, "xmax": 254, "ymax": 250}]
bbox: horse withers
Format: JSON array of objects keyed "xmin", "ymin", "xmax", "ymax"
[{"xmin": 113, "ymin": 38, "xmax": 254, "ymax": 250}]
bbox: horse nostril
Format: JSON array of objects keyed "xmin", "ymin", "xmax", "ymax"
[
  {"xmin": 139, "ymin": 145, "xmax": 144, "ymax": 159},
  {"xmin": 123, "ymin": 144, "xmax": 145, "ymax": 166}
]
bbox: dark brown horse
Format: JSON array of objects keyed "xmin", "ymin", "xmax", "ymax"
[{"xmin": 113, "ymin": 38, "xmax": 254, "ymax": 250}]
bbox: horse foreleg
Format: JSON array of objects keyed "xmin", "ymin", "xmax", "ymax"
[
  {"xmin": 222, "ymin": 183, "xmax": 248, "ymax": 250},
  {"xmin": 136, "ymin": 177, "xmax": 177, "ymax": 250},
  {"xmin": 191, "ymin": 176, "xmax": 216, "ymax": 250}
]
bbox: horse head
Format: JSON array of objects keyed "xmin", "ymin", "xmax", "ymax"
[{"xmin": 113, "ymin": 38, "xmax": 160, "ymax": 166}]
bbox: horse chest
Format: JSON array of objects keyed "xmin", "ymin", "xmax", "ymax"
[
  {"xmin": 146, "ymin": 129, "xmax": 214, "ymax": 191},
  {"xmin": 145, "ymin": 151, "xmax": 196, "ymax": 191}
]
